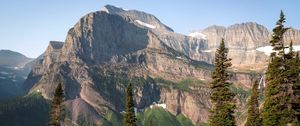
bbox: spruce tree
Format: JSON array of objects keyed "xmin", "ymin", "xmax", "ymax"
[
  {"xmin": 245, "ymin": 80, "xmax": 261, "ymax": 126},
  {"xmin": 208, "ymin": 39, "xmax": 236, "ymax": 126},
  {"xmin": 292, "ymin": 53, "xmax": 300, "ymax": 125},
  {"xmin": 285, "ymin": 43, "xmax": 300, "ymax": 125},
  {"xmin": 124, "ymin": 82, "xmax": 137, "ymax": 126},
  {"xmin": 262, "ymin": 11, "xmax": 299, "ymax": 126},
  {"xmin": 49, "ymin": 83, "xmax": 64, "ymax": 126}
]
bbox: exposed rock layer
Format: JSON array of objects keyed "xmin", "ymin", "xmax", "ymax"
[{"xmin": 24, "ymin": 5, "xmax": 299, "ymax": 125}]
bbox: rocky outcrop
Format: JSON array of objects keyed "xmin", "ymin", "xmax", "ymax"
[
  {"xmin": 190, "ymin": 23, "xmax": 300, "ymax": 70},
  {"xmin": 283, "ymin": 28, "xmax": 300, "ymax": 45},
  {"xmin": 159, "ymin": 87, "xmax": 211, "ymax": 123},
  {"xmin": 23, "ymin": 41, "xmax": 64, "ymax": 94},
  {"xmin": 23, "ymin": 5, "xmax": 260, "ymax": 125}
]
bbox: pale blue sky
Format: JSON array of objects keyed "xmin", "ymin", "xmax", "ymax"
[{"xmin": 0, "ymin": 0, "xmax": 299, "ymax": 58}]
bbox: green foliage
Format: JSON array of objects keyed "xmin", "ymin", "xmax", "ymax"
[
  {"xmin": 124, "ymin": 83, "xmax": 137, "ymax": 126},
  {"xmin": 0, "ymin": 93, "xmax": 50, "ymax": 126},
  {"xmin": 49, "ymin": 83, "xmax": 64, "ymax": 126},
  {"xmin": 142, "ymin": 108, "xmax": 181, "ymax": 126},
  {"xmin": 105, "ymin": 110, "xmax": 123, "ymax": 126},
  {"xmin": 196, "ymin": 123, "xmax": 208, "ymax": 126},
  {"xmin": 269, "ymin": 10, "xmax": 289, "ymax": 55},
  {"xmin": 77, "ymin": 116, "xmax": 97, "ymax": 126},
  {"xmin": 93, "ymin": 71, "xmax": 152, "ymax": 111},
  {"xmin": 154, "ymin": 77, "xmax": 204, "ymax": 92},
  {"xmin": 208, "ymin": 39, "xmax": 236, "ymax": 126},
  {"xmin": 139, "ymin": 107, "xmax": 193, "ymax": 126},
  {"xmin": 245, "ymin": 80, "xmax": 261, "ymax": 126},
  {"xmin": 262, "ymin": 11, "xmax": 300, "ymax": 126},
  {"xmin": 176, "ymin": 113, "xmax": 194, "ymax": 126},
  {"xmin": 293, "ymin": 53, "xmax": 300, "ymax": 125},
  {"xmin": 229, "ymin": 86, "xmax": 250, "ymax": 103}
]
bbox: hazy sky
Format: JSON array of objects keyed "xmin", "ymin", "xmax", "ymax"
[{"xmin": 0, "ymin": 0, "xmax": 299, "ymax": 58}]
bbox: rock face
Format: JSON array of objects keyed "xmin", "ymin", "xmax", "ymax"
[
  {"xmin": 24, "ymin": 5, "xmax": 296, "ymax": 125},
  {"xmin": 23, "ymin": 41, "xmax": 64, "ymax": 94},
  {"xmin": 284, "ymin": 28, "xmax": 300, "ymax": 45},
  {"xmin": 190, "ymin": 23, "xmax": 300, "ymax": 70}
]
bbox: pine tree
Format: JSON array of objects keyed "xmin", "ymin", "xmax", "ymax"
[
  {"xmin": 292, "ymin": 53, "xmax": 300, "ymax": 125},
  {"xmin": 269, "ymin": 10, "xmax": 289, "ymax": 57},
  {"xmin": 262, "ymin": 11, "xmax": 298, "ymax": 126},
  {"xmin": 245, "ymin": 80, "xmax": 261, "ymax": 126},
  {"xmin": 124, "ymin": 82, "xmax": 137, "ymax": 126},
  {"xmin": 285, "ymin": 43, "xmax": 300, "ymax": 125},
  {"xmin": 208, "ymin": 39, "xmax": 236, "ymax": 126},
  {"xmin": 49, "ymin": 83, "xmax": 64, "ymax": 126}
]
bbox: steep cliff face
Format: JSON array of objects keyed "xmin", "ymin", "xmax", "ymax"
[
  {"xmin": 24, "ymin": 5, "xmax": 257, "ymax": 125},
  {"xmin": 190, "ymin": 23, "xmax": 300, "ymax": 70},
  {"xmin": 225, "ymin": 23, "xmax": 270, "ymax": 65},
  {"xmin": 23, "ymin": 41, "xmax": 64, "ymax": 94},
  {"xmin": 193, "ymin": 23, "xmax": 271, "ymax": 66},
  {"xmin": 284, "ymin": 28, "xmax": 300, "ymax": 45}
]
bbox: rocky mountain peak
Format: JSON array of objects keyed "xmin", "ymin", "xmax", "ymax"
[
  {"xmin": 100, "ymin": 5, "xmax": 126, "ymax": 14},
  {"xmin": 283, "ymin": 28, "xmax": 300, "ymax": 45},
  {"xmin": 21, "ymin": 5, "xmax": 300, "ymax": 125},
  {"xmin": 225, "ymin": 22, "xmax": 270, "ymax": 48},
  {"xmin": 100, "ymin": 4, "xmax": 173, "ymax": 32},
  {"xmin": 49, "ymin": 41, "xmax": 64, "ymax": 50},
  {"xmin": 202, "ymin": 25, "xmax": 226, "ymax": 34}
]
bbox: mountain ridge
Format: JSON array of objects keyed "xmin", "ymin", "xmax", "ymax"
[{"xmin": 1, "ymin": 4, "xmax": 299, "ymax": 126}]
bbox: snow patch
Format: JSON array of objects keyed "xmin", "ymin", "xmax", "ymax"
[
  {"xmin": 291, "ymin": 46, "xmax": 300, "ymax": 52},
  {"xmin": 176, "ymin": 56, "xmax": 184, "ymax": 60},
  {"xmin": 135, "ymin": 20, "xmax": 156, "ymax": 29},
  {"xmin": 150, "ymin": 103, "xmax": 166, "ymax": 109},
  {"xmin": 100, "ymin": 7, "xmax": 109, "ymax": 13},
  {"xmin": 256, "ymin": 45, "xmax": 300, "ymax": 56},
  {"xmin": 0, "ymin": 76, "xmax": 6, "ymax": 79},
  {"xmin": 201, "ymin": 50, "xmax": 212, "ymax": 53},
  {"xmin": 189, "ymin": 32, "xmax": 207, "ymax": 40},
  {"xmin": 256, "ymin": 46, "xmax": 274, "ymax": 56}
]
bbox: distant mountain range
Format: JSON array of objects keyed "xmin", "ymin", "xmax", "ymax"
[
  {"xmin": 0, "ymin": 5, "xmax": 299, "ymax": 126},
  {"xmin": 0, "ymin": 50, "xmax": 33, "ymax": 99}
]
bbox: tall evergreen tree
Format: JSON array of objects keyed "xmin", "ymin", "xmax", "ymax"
[
  {"xmin": 245, "ymin": 80, "xmax": 261, "ymax": 126},
  {"xmin": 292, "ymin": 53, "xmax": 300, "ymax": 125},
  {"xmin": 262, "ymin": 11, "xmax": 299, "ymax": 126},
  {"xmin": 269, "ymin": 10, "xmax": 289, "ymax": 57},
  {"xmin": 208, "ymin": 39, "xmax": 236, "ymax": 126},
  {"xmin": 49, "ymin": 83, "xmax": 64, "ymax": 126},
  {"xmin": 124, "ymin": 82, "xmax": 137, "ymax": 126},
  {"xmin": 285, "ymin": 43, "xmax": 300, "ymax": 125}
]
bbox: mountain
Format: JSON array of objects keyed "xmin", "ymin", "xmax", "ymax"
[
  {"xmin": 0, "ymin": 50, "xmax": 32, "ymax": 67},
  {"xmin": 20, "ymin": 5, "xmax": 256, "ymax": 125},
  {"xmin": 0, "ymin": 50, "xmax": 33, "ymax": 99},
  {"xmin": 3, "ymin": 4, "xmax": 298, "ymax": 126},
  {"xmin": 189, "ymin": 22, "xmax": 300, "ymax": 71}
]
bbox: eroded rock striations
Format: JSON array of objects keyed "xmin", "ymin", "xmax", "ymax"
[
  {"xmin": 23, "ymin": 5, "xmax": 299, "ymax": 125},
  {"xmin": 190, "ymin": 22, "xmax": 300, "ymax": 70}
]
